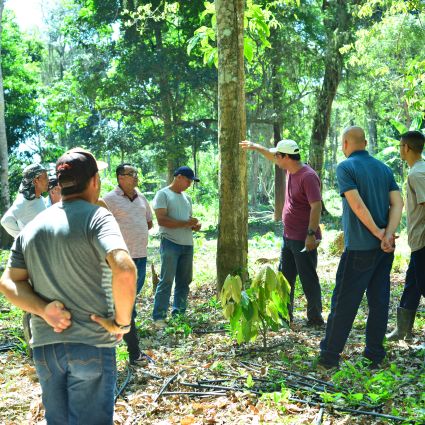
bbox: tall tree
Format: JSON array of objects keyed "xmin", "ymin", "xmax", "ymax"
[
  {"xmin": 308, "ymin": 0, "xmax": 353, "ymax": 179},
  {"xmin": 0, "ymin": 0, "xmax": 11, "ymax": 247},
  {"xmin": 216, "ymin": 0, "xmax": 248, "ymax": 290}
]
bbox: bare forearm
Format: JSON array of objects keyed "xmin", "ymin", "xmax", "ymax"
[
  {"xmin": 308, "ymin": 202, "xmax": 321, "ymax": 232},
  {"xmin": 157, "ymin": 216, "xmax": 193, "ymax": 229},
  {"xmin": 0, "ymin": 277, "xmax": 48, "ymax": 316},
  {"xmin": 385, "ymin": 192, "xmax": 403, "ymax": 237}
]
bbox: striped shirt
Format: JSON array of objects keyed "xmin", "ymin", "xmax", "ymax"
[{"xmin": 103, "ymin": 186, "xmax": 153, "ymax": 258}]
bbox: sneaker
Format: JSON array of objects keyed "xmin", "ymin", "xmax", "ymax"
[
  {"xmin": 315, "ymin": 357, "xmax": 339, "ymax": 371},
  {"xmin": 130, "ymin": 352, "xmax": 155, "ymax": 366},
  {"xmin": 361, "ymin": 356, "xmax": 381, "ymax": 370},
  {"xmin": 306, "ymin": 318, "xmax": 325, "ymax": 328},
  {"xmin": 152, "ymin": 319, "xmax": 167, "ymax": 330}
]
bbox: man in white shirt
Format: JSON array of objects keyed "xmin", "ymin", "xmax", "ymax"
[
  {"xmin": 152, "ymin": 166, "xmax": 201, "ymax": 328},
  {"xmin": 1, "ymin": 164, "xmax": 49, "ymax": 237}
]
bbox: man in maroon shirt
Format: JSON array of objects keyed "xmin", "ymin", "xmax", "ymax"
[{"xmin": 240, "ymin": 139, "xmax": 324, "ymax": 326}]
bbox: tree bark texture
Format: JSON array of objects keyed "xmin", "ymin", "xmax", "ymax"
[
  {"xmin": 0, "ymin": 0, "xmax": 12, "ymax": 248},
  {"xmin": 154, "ymin": 25, "xmax": 179, "ymax": 183},
  {"xmin": 216, "ymin": 0, "xmax": 248, "ymax": 291},
  {"xmin": 308, "ymin": 0, "xmax": 351, "ymax": 179},
  {"xmin": 271, "ymin": 50, "xmax": 286, "ymax": 222}
]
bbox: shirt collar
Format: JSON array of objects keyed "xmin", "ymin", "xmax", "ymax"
[
  {"xmin": 116, "ymin": 185, "xmax": 138, "ymax": 201},
  {"xmin": 348, "ymin": 150, "xmax": 369, "ymax": 158}
]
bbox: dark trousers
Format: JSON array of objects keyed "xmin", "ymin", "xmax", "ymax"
[
  {"xmin": 399, "ymin": 246, "xmax": 425, "ymax": 310},
  {"xmin": 320, "ymin": 249, "xmax": 394, "ymax": 366},
  {"xmin": 123, "ymin": 257, "xmax": 147, "ymax": 362},
  {"xmin": 278, "ymin": 237, "xmax": 323, "ymax": 322}
]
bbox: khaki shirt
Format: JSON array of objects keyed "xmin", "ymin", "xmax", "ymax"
[{"xmin": 406, "ymin": 159, "xmax": 425, "ymax": 252}]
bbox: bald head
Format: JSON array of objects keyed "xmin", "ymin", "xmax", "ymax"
[{"xmin": 341, "ymin": 126, "xmax": 367, "ymax": 157}]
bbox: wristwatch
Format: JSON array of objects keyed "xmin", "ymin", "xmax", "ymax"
[
  {"xmin": 113, "ymin": 319, "xmax": 131, "ymax": 332},
  {"xmin": 307, "ymin": 228, "xmax": 316, "ymax": 236}
]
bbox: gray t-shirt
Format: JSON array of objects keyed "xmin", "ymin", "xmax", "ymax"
[
  {"xmin": 8, "ymin": 199, "xmax": 128, "ymax": 348},
  {"xmin": 152, "ymin": 187, "xmax": 193, "ymax": 246},
  {"xmin": 406, "ymin": 159, "xmax": 425, "ymax": 252}
]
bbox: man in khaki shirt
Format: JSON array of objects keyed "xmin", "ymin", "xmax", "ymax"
[{"xmin": 387, "ymin": 130, "xmax": 425, "ymax": 341}]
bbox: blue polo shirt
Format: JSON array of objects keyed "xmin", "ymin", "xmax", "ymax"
[{"xmin": 336, "ymin": 150, "xmax": 399, "ymax": 250}]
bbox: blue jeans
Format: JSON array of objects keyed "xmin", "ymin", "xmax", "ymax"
[
  {"xmin": 152, "ymin": 238, "xmax": 193, "ymax": 320},
  {"xmin": 399, "ymin": 246, "xmax": 425, "ymax": 310},
  {"xmin": 33, "ymin": 343, "xmax": 116, "ymax": 425},
  {"xmin": 320, "ymin": 249, "xmax": 394, "ymax": 366},
  {"xmin": 278, "ymin": 237, "xmax": 323, "ymax": 322},
  {"xmin": 123, "ymin": 257, "xmax": 147, "ymax": 362}
]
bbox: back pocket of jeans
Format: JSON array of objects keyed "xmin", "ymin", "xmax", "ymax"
[
  {"xmin": 33, "ymin": 347, "xmax": 52, "ymax": 382},
  {"xmin": 67, "ymin": 345, "xmax": 102, "ymax": 380}
]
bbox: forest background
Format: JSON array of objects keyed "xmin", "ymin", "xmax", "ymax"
[
  {"xmin": 0, "ymin": 0, "xmax": 424, "ymax": 249},
  {"xmin": 0, "ymin": 1, "xmax": 425, "ymax": 423}
]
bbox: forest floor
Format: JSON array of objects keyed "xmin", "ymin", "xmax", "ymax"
[{"xmin": 0, "ymin": 218, "xmax": 424, "ymax": 425}]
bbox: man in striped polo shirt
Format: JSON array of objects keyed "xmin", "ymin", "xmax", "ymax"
[{"xmin": 103, "ymin": 163, "xmax": 153, "ymax": 365}]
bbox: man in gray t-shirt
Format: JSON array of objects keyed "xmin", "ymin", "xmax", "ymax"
[
  {"xmin": 152, "ymin": 166, "xmax": 201, "ymax": 326},
  {"xmin": 0, "ymin": 149, "xmax": 136, "ymax": 425},
  {"xmin": 387, "ymin": 130, "xmax": 425, "ymax": 341}
]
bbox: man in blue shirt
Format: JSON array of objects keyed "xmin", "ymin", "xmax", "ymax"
[{"xmin": 318, "ymin": 126, "xmax": 403, "ymax": 369}]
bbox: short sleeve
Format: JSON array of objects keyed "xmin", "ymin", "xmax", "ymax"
[
  {"xmin": 142, "ymin": 196, "xmax": 153, "ymax": 222},
  {"xmin": 7, "ymin": 236, "xmax": 27, "ymax": 269},
  {"xmin": 409, "ymin": 172, "xmax": 425, "ymax": 204},
  {"xmin": 302, "ymin": 172, "xmax": 322, "ymax": 203},
  {"xmin": 152, "ymin": 190, "xmax": 167, "ymax": 210},
  {"xmin": 336, "ymin": 163, "xmax": 357, "ymax": 197},
  {"xmin": 89, "ymin": 208, "xmax": 128, "ymax": 257}
]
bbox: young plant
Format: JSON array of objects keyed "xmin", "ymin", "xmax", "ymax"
[{"xmin": 220, "ymin": 266, "xmax": 290, "ymax": 348}]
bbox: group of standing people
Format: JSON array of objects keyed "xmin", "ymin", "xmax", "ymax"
[
  {"xmin": 0, "ymin": 125, "xmax": 423, "ymax": 423},
  {"xmin": 0, "ymin": 148, "xmax": 201, "ymax": 424},
  {"xmin": 242, "ymin": 126, "xmax": 424, "ymax": 369}
]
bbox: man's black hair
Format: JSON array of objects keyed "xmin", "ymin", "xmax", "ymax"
[
  {"xmin": 287, "ymin": 153, "xmax": 301, "ymax": 161},
  {"xmin": 400, "ymin": 130, "xmax": 425, "ymax": 153},
  {"xmin": 116, "ymin": 163, "xmax": 134, "ymax": 179}
]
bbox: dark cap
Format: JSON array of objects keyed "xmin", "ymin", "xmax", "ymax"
[
  {"xmin": 22, "ymin": 163, "xmax": 47, "ymax": 181},
  {"xmin": 173, "ymin": 166, "xmax": 200, "ymax": 182},
  {"xmin": 19, "ymin": 164, "xmax": 47, "ymax": 200},
  {"xmin": 48, "ymin": 176, "xmax": 58, "ymax": 190},
  {"xmin": 56, "ymin": 148, "xmax": 106, "ymax": 193}
]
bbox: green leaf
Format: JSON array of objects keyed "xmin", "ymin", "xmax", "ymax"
[
  {"xmin": 241, "ymin": 292, "xmax": 254, "ymax": 320},
  {"xmin": 244, "ymin": 37, "xmax": 255, "ymax": 63},
  {"xmin": 389, "ymin": 119, "xmax": 408, "ymax": 135},
  {"xmin": 246, "ymin": 373, "xmax": 254, "ymax": 388}
]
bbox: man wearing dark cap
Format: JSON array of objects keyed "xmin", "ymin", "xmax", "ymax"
[
  {"xmin": 1, "ymin": 163, "xmax": 49, "ymax": 237},
  {"xmin": 45, "ymin": 176, "xmax": 62, "ymax": 207},
  {"xmin": 151, "ymin": 166, "xmax": 201, "ymax": 328},
  {"xmin": 240, "ymin": 139, "xmax": 324, "ymax": 327},
  {"xmin": 0, "ymin": 148, "xmax": 136, "ymax": 424}
]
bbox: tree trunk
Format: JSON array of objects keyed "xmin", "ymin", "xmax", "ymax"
[
  {"xmin": 270, "ymin": 33, "xmax": 285, "ymax": 222},
  {"xmin": 216, "ymin": 0, "xmax": 248, "ymax": 291},
  {"xmin": 308, "ymin": 0, "xmax": 351, "ymax": 179},
  {"xmin": 154, "ymin": 25, "xmax": 178, "ymax": 183},
  {"xmin": 0, "ymin": 0, "xmax": 12, "ymax": 248},
  {"xmin": 273, "ymin": 123, "xmax": 286, "ymax": 222},
  {"xmin": 365, "ymin": 96, "xmax": 377, "ymax": 155}
]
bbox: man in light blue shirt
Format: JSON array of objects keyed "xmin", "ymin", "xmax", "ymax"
[{"xmin": 152, "ymin": 166, "xmax": 201, "ymax": 327}]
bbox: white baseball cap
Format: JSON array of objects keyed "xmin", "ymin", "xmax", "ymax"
[{"xmin": 269, "ymin": 139, "xmax": 300, "ymax": 155}]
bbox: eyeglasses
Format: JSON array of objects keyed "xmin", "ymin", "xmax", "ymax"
[{"xmin": 120, "ymin": 172, "xmax": 138, "ymax": 178}]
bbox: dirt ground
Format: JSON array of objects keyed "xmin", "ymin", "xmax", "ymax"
[{"xmin": 0, "ymin": 232, "xmax": 424, "ymax": 425}]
